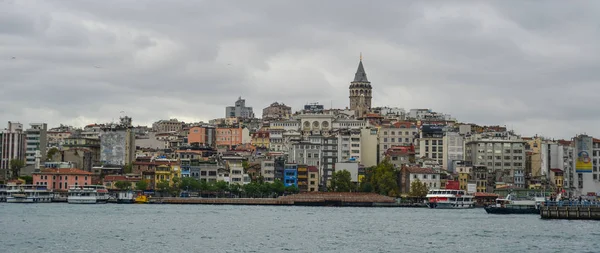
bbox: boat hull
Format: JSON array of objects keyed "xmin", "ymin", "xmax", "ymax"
[
  {"xmin": 7, "ymin": 197, "xmax": 52, "ymax": 203},
  {"xmin": 427, "ymin": 202, "xmax": 474, "ymax": 209},
  {"xmin": 68, "ymin": 197, "xmax": 109, "ymax": 204},
  {"xmin": 485, "ymin": 206, "xmax": 539, "ymax": 214}
]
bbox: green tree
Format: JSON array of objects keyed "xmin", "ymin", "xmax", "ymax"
[
  {"xmin": 242, "ymin": 161, "xmax": 250, "ymax": 173},
  {"xmin": 18, "ymin": 175, "xmax": 33, "ymax": 184},
  {"xmin": 135, "ymin": 180, "xmax": 148, "ymax": 191},
  {"xmin": 370, "ymin": 159, "xmax": 399, "ymax": 196},
  {"xmin": 179, "ymin": 177, "xmax": 201, "ymax": 192},
  {"xmin": 284, "ymin": 185, "xmax": 299, "ymax": 194},
  {"xmin": 215, "ymin": 181, "xmax": 229, "ymax": 197},
  {"xmin": 329, "ymin": 170, "xmax": 355, "ymax": 192},
  {"xmin": 359, "ymin": 181, "xmax": 373, "ymax": 193},
  {"xmin": 271, "ymin": 180, "xmax": 285, "ymax": 196},
  {"xmin": 9, "ymin": 159, "xmax": 25, "ymax": 179},
  {"xmin": 229, "ymin": 183, "xmax": 242, "ymax": 197},
  {"xmin": 410, "ymin": 178, "xmax": 429, "ymax": 198},
  {"xmin": 46, "ymin": 147, "xmax": 59, "ymax": 161},
  {"xmin": 114, "ymin": 181, "xmax": 131, "ymax": 191},
  {"xmin": 156, "ymin": 181, "xmax": 171, "ymax": 195},
  {"xmin": 123, "ymin": 163, "xmax": 133, "ymax": 174}
]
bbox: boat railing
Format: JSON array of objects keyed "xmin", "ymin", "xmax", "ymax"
[{"xmin": 543, "ymin": 201, "xmax": 600, "ymax": 207}]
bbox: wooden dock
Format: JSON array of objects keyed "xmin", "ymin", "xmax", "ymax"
[{"xmin": 540, "ymin": 203, "xmax": 600, "ymax": 220}]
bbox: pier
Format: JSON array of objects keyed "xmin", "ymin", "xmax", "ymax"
[
  {"xmin": 540, "ymin": 201, "xmax": 600, "ymax": 220},
  {"xmin": 150, "ymin": 192, "xmax": 401, "ymax": 207}
]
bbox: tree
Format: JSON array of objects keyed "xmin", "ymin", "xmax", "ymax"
[
  {"xmin": 329, "ymin": 170, "xmax": 355, "ymax": 192},
  {"xmin": 18, "ymin": 176, "xmax": 33, "ymax": 184},
  {"xmin": 369, "ymin": 159, "xmax": 399, "ymax": 196},
  {"xmin": 242, "ymin": 161, "xmax": 250, "ymax": 173},
  {"xmin": 115, "ymin": 181, "xmax": 131, "ymax": 191},
  {"xmin": 136, "ymin": 180, "xmax": 148, "ymax": 191},
  {"xmin": 9, "ymin": 159, "xmax": 25, "ymax": 179},
  {"xmin": 156, "ymin": 181, "xmax": 171, "ymax": 195},
  {"xmin": 123, "ymin": 163, "xmax": 133, "ymax": 174},
  {"xmin": 409, "ymin": 178, "xmax": 428, "ymax": 198},
  {"xmin": 271, "ymin": 180, "xmax": 285, "ymax": 196},
  {"xmin": 179, "ymin": 177, "xmax": 201, "ymax": 192},
  {"xmin": 284, "ymin": 185, "xmax": 299, "ymax": 194},
  {"xmin": 215, "ymin": 181, "xmax": 229, "ymax": 197},
  {"xmin": 359, "ymin": 181, "xmax": 373, "ymax": 193},
  {"xmin": 46, "ymin": 148, "xmax": 59, "ymax": 161}
]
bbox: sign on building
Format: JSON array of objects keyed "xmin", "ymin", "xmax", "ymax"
[{"xmin": 575, "ymin": 135, "xmax": 592, "ymax": 173}]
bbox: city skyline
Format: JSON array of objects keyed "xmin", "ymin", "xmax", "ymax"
[{"xmin": 1, "ymin": 1, "xmax": 600, "ymax": 139}]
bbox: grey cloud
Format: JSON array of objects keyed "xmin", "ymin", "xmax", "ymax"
[{"xmin": 1, "ymin": 0, "xmax": 599, "ymax": 138}]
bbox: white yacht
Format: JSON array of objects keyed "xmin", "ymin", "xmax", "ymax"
[
  {"xmin": 67, "ymin": 185, "xmax": 110, "ymax": 204},
  {"xmin": 6, "ymin": 184, "xmax": 53, "ymax": 203},
  {"xmin": 426, "ymin": 189, "xmax": 475, "ymax": 209}
]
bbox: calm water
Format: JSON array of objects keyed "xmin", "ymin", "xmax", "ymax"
[{"xmin": 0, "ymin": 203, "xmax": 598, "ymax": 253}]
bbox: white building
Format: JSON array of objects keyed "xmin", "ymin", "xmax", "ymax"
[
  {"xmin": 443, "ymin": 131, "xmax": 464, "ymax": 172},
  {"xmin": 573, "ymin": 135, "xmax": 600, "ymax": 196},
  {"xmin": 260, "ymin": 160, "xmax": 275, "ymax": 183},
  {"xmin": 25, "ymin": 123, "xmax": 48, "ymax": 167},
  {"xmin": 335, "ymin": 162, "xmax": 360, "ymax": 183},
  {"xmin": 402, "ymin": 167, "xmax": 441, "ymax": 192}
]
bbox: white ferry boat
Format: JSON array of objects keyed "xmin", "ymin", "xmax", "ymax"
[
  {"xmin": 426, "ymin": 189, "xmax": 475, "ymax": 209},
  {"xmin": 6, "ymin": 184, "xmax": 53, "ymax": 203},
  {"xmin": 67, "ymin": 185, "xmax": 110, "ymax": 204}
]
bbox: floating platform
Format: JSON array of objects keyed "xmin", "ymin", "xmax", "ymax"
[{"xmin": 540, "ymin": 201, "xmax": 600, "ymax": 220}]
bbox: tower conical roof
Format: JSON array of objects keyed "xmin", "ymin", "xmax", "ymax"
[{"xmin": 353, "ymin": 60, "xmax": 369, "ymax": 82}]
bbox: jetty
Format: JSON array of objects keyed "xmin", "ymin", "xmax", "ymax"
[
  {"xmin": 149, "ymin": 192, "xmax": 409, "ymax": 207},
  {"xmin": 540, "ymin": 201, "xmax": 600, "ymax": 220}
]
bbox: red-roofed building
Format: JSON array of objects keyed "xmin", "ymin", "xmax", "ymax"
[
  {"xmin": 384, "ymin": 145, "xmax": 416, "ymax": 167},
  {"xmin": 103, "ymin": 174, "xmax": 143, "ymax": 190},
  {"xmin": 399, "ymin": 166, "xmax": 440, "ymax": 195},
  {"xmin": 33, "ymin": 168, "xmax": 93, "ymax": 191}
]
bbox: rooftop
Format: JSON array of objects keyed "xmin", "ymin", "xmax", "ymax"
[{"xmin": 36, "ymin": 168, "xmax": 93, "ymax": 175}]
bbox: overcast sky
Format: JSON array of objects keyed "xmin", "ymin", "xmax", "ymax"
[{"xmin": 1, "ymin": 0, "xmax": 599, "ymax": 139}]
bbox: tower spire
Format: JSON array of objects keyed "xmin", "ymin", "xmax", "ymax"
[{"xmin": 360, "ymin": 52, "xmax": 362, "ymax": 61}]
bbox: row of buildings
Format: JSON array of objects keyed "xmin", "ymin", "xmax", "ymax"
[{"xmin": 2, "ymin": 57, "xmax": 599, "ymax": 198}]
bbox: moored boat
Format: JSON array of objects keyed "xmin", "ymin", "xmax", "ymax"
[
  {"xmin": 134, "ymin": 194, "xmax": 148, "ymax": 204},
  {"xmin": 6, "ymin": 184, "xmax": 53, "ymax": 203},
  {"xmin": 426, "ymin": 189, "xmax": 475, "ymax": 209},
  {"xmin": 116, "ymin": 191, "xmax": 135, "ymax": 204},
  {"xmin": 484, "ymin": 193, "xmax": 545, "ymax": 214},
  {"xmin": 68, "ymin": 185, "xmax": 110, "ymax": 204}
]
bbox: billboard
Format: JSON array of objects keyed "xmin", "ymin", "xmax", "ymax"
[
  {"xmin": 575, "ymin": 135, "xmax": 592, "ymax": 173},
  {"xmin": 100, "ymin": 131, "xmax": 127, "ymax": 166}
]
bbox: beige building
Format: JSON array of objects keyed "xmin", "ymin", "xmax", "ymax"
[
  {"xmin": 152, "ymin": 119, "xmax": 183, "ymax": 133},
  {"xmin": 262, "ymin": 102, "xmax": 291, "ymax": 120},
  {"xmin": 465, "ymin": 133, "xmax": 526, "ymax": 188},
  {"xmin": 308, "ymin": 166, "xmax": 319, "ymax": 192},
  {"xmin": 378, "ymin": 122, "xmax": 418, "ymax": 163},
  {"xmin": 360, "ymin": 128, "xmax": 378, "ymax": 167}
]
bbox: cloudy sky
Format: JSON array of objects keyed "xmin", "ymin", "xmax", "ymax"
[{"xmin": 1, "ymin": 0, "xmax": 599, "ymax": 139}]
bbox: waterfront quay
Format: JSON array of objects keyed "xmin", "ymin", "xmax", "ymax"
[
  {"xmin": 144, "ymin": 192, "xmax": 427, "ymax": 207},
  {"xmin": 541, "ymin": 201, "xmax": 600, "ymax": 220}
]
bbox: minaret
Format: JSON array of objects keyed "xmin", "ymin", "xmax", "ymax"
[{"xmin": 349, "ymin": 53, "xmax": 372, "ymax": 118}]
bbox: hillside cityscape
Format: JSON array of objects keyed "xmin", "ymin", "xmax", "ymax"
[{"xmin": 1, "ymin": 58, "xmax": 599, "ymax": 198}]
